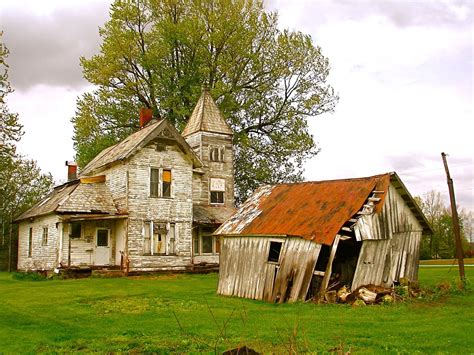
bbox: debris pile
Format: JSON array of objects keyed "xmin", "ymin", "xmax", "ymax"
[{"xmin": 320, "ymin": 278, "xmax": 421, "ymax": 306}]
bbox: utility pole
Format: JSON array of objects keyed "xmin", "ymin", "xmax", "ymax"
[{"xmin": 441, "ymin": 152, "xmax": 465, "ymax": 280}]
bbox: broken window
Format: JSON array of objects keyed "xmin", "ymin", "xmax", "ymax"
[
  {"xmin": 150, "ymin": 168, "xmax": 172, "ymax": 198},
  {"xmin": 268, "ymin": 241, "xmax": 282, "ymax": 263},
  {"xmin": 28, "ymin": 227, "xmax": 33, "ymax": 257},
  {"xmin": 150, "ymin": 168, "xmax": 159, "ymax": 197},
  {"xmin": 143, "ymin": 221, "xmax": 176, "ymax": 255},
  {"xmin": 42, "ymin": 227, "xmax": 48, "ymax": 246},
  {"xmin": 210, "ymin": 178, "xmax": 225, "ymax": 204},
  {"xmin": 162, "ymin": 169, "xmax": 171, "ymax": 198},
  {"xmin": 70, "ymin": 223, "xmax": 81, "ymax": 239}
]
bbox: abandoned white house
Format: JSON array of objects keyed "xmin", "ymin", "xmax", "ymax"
[
  {"xmin": 215, "ymin": 172, "xmax": 432, "ymax": 303},
  {"xmin": 15, "ymin": 90, "xmax": 236, "ymax": 271}
]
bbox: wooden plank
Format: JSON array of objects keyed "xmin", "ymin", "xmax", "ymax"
[
  {"xmin": 318, "ymin": 234, "xmax": 340, "ymax": 297},
  {"xmin": 298, "ymin": 243, "xmax": 322, "ymax": 300}
]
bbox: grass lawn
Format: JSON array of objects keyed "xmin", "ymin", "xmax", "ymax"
[
  {"xmin": 0, "ymin": 268, "xmax": 473, "ymax": 353},
  {"xmin": 419, "ymin": 258, "xmax": 474, "ymax": 266}
]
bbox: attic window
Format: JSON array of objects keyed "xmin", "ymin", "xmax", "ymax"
[
  {"xmin": 209, "ymin": 146, "xmax": 224, "ymax": 162},
  {"xmin": 268, "ymin": 241, "xmax": 282, "ymax": 263}
]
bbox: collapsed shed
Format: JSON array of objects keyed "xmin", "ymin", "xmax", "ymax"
[{"xmin": 214, "ymin": 172, "xmax": 432, "ymax": 303}]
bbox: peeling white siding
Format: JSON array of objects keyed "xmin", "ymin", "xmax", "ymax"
[{"xmin": 17, "ymin": 214, "xmax": 59, "ymax": 271}]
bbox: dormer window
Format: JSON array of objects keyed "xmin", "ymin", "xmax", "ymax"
[
  {"xmin": 209, "ymin": 146, "xmax": 224, "ymax": 162},
  {"xmin": 210, "ymin": 178, "xmax": 225, "ymax": 204}
]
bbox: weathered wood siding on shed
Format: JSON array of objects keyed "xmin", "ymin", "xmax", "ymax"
[
  {"xmin": 17, "ymin": 214, "xmax": 59, "ymax": 271},
  {"xmin": 352, "ymin": 184, "xmax": 423, "ymax": 288},
  {"xmin": 218, "ymin": 237, "xmax": 321, "ymax": 302}
]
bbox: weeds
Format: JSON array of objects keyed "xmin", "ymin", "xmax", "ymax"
[{"xmin": 11, "ymin": 271, "xmax": 47, "ymax": 281}]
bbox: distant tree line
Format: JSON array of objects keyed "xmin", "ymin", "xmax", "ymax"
[
  {"xmin": 0, "ymin": 32, "xmax": 53, "ymax": 270},
  {"xmin": 416, "ymin": 190, "xmax": 472, "ymax": 260}
]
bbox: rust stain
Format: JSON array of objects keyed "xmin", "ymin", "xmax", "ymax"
[{"xmin": 216, "ymin": 173, "xmax": 392, "ymax": 245}]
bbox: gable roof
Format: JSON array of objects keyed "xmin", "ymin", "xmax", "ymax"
[
  {"xmin": 15, "ymin": 177, "xmax": 121, "ymax": 221},
  {"xmin": 215, "ymin": 172, "xmax": 432, "ymax": 245},
  {"xmin": 181, "ymin": 89, "xmax": 233, "ymax": 137},
  {"xmin": 80, "ymin": 119, "xmax": 202, "ymax": 177}
]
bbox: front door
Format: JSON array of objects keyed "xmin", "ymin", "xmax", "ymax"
[{"xmin": 95, "ymin": 229, "xmax": 111, "ymax": 265}]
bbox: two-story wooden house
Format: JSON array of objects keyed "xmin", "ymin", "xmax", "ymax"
[{"xmin": 15, "ymin": 90, "xmax": 235, "ymax": 272}]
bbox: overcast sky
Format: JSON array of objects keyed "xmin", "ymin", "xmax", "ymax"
[{"xmin": 1, "ymin": 0, "xmax": 473, "ymax": 215}]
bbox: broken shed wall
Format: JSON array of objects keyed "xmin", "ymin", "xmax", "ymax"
[
  {"xmin": 352, "ymin": 184, "xmax": 423, "ymax": 289},
  {"xmin": 218, "ymin": 236, "xmax": 321, "ymax": 302}
]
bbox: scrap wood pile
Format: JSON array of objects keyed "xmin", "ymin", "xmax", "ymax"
[{"xmin": 319, "ymin": 278, "xmax": 421, "ymax": 306}]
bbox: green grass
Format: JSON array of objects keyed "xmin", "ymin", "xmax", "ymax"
[
  {"xmin": 0, "ymin": 269, "xmax": 473, "ymax": 353},
  {"xmin": 419, "ymin": 257, "xmax": 474, "ymax": 265}
]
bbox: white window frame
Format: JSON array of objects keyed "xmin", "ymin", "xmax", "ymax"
[
  {"xmin": 193, "ymin": 226, "xmax": 220, "ymax": 255},
  {"xmin": 209, "ymin": 177, "xmax": 225, "ymax": 205},
  {"xmin": 142, "ymin": 221, "xmax": 176, "ymax": 256},
  {"xmin": 149, "ymin": 167, "xmax": 173, "ymax": 198},
  {"xmin": 42, "ymin": 226, "xmax": 48, "ymax": 246},
  {"xmin": 95, "ymin": 228, "xmax": 110, "ymax": 247}
]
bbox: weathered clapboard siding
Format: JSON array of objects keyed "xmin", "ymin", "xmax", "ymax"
[
  {"xmin": 17, "ymin": 214, "xmax": 58, "ymax": 271},
  {"xmin": 123, "ymin": 142, "xmax": 194, "ymax": 270},
  {"xmin": 218, "ymin": 237, "xmax": 321, "ymax": 302},
  {"xmin": 186, "ymin": 132, "xmax": 234, "ymax": 208},
  {"xmin": 352, "ymin": 184, "xmax": 423, "ymax": 288}
]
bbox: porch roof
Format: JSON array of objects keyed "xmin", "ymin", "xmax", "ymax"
[{"xmin": 15, "ymin": 177, "xmax": 121, "ymax": 221}]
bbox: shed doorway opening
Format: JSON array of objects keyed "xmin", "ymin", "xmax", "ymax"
[{"xmin": 306, "ymin": 238, "xmax": 362, "ymax": 300}]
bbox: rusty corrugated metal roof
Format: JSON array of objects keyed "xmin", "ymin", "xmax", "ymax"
[{"xmin": 215, "ymin": 173, "xmax": 392, "ymax": 245}]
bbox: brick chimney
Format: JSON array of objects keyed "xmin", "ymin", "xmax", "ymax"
[
  {"xmin": 65, "ymin": 161, "xmax": 77, "ymax": 181},
  {"xmin": 139, "ymin": 108, "xmax": 153, "ymax": 129}
]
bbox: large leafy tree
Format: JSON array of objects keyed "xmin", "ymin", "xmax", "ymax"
[
  {"xmin": 0, "ymin": 32, "xmax": 53, "ymax": 269},
  {"xmin": 73, "ymin": 0, "xmax": 338, "ymax": 202}
]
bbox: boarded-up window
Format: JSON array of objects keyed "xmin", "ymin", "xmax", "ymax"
[
  {"xmin": 28, "ymin": 227, "xmax": 33, "ymax": 257},
  {"xmin": 144, "ymin": 223, "xmax": 151, "ymax": 254},
  {"xmin": 210, "ymin": 178, "xmax": 225, "ymax": 204},
  {"xmin": 162, "ymin": 169, "xmax": 171, "ymax": 198},
  {"xmin": 70, "ymin": 223, "xmax": 81, "ymax": 239},
  {"xmin": 143, "ymin": 221, "xmax": 176, "ymax": 255},
  {"xmin": 268, "ymin": 241, "xmax": 282, "ymax": 263},
  {"xmin": 150, "ymin": 168, "xmax": 159, "ymax": 197},
  {"xmin": 42, "ymin": 227, "xmax": 48, "ymax": 246}
]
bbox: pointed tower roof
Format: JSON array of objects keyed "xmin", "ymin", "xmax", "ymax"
[{"xmin": 182, "ymin": 89, "xmax": 233, "ymax": 137}]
